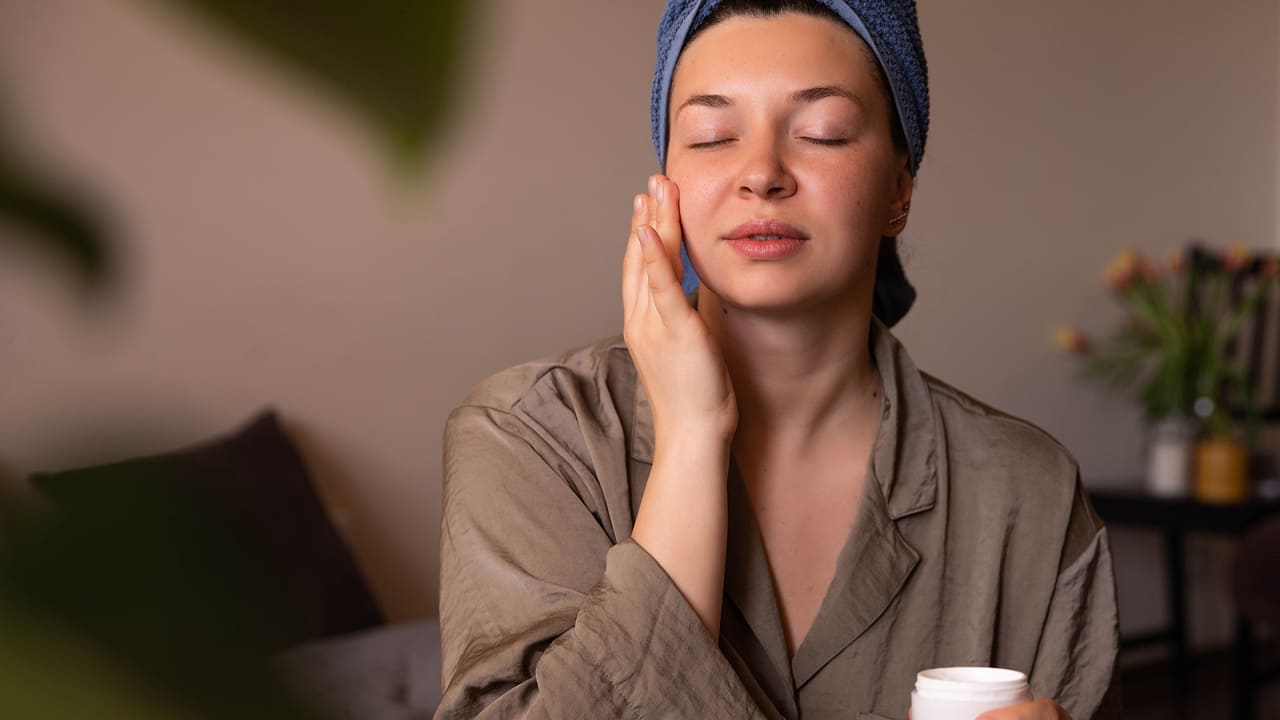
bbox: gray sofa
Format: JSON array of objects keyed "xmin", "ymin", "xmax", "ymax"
[{"xmin": 276, "ymin": 619, "xmax": 441, "ymax": 719}]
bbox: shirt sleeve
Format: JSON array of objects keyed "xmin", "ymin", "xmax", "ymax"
[
  {"xmin": 1028, "ymin": 482, "xmax": 1123, "ymax": 720},
  {"xmin": 435, "ymin": 404, "xmax": 768, "ymax": 719}
]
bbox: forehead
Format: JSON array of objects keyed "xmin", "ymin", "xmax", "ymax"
[{"xmin": 671, "ymin": 13, "xmax": 880, "ymax": 100}]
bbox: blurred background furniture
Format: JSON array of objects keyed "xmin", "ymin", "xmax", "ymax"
[
  {"xmin": 5, "ymin": 409, "xmax": 442, "ymax": 718},
  {"xmin": 1090, "ymin": 244, "xmax": 1280, "ymax": 719},
  {"xmin": 1232, "ymin": 516, "xmax": 1280, "ymax": 720},
  {"xmin": 1189, "ymin": 245, "xmax": 1280, "ymax": 427},
  {"xmin": 275, "ymin": 618, "xmax": 442, "ymax": 719},
  {"xmin": 29, "ymin": 409, "xmax": 385, "ymax": 651},
  {"xmin": 1088, "ymin": 490, "xmax": 1280, "ymax": 719}
]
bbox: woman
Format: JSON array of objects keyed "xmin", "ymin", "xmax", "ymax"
[{"xmin": 437, "ymin": 1, "xmax": 1119, "ymax": 718}]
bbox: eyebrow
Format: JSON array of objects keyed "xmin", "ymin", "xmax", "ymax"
[
  {"xmin": 677, "ymin": 93, "xmax": 733, "ymax": 113},
  {"xmin": 675, "ymin": 85, "xmax": 864, "ymax": 115},
  {"xmin": 791, "ymin": 85, "xmax": 863, "ymax": 108}
]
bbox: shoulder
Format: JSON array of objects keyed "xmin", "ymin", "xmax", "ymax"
[
  {"xmin": 921, "ymin": 371, "xmax": 1079, "ymax": 501},
  {"xmin": 444, "ymin": 335, "xmax": 638, "ymax": 478},
  {"xmin": 454, "ymin": 334, "xmax": 635, "ymax": 418}
]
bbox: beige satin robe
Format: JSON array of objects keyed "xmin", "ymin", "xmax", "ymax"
[{"xmin": 437, "ymin": 321, "xmax": 1120, "ymax": 719}]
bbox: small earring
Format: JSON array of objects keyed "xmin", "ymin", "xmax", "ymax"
[{"xmin": 889, "ymin": 202, "xmax": 910, "ymax": 227}]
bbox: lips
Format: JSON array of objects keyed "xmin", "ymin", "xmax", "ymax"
[
  {"xmin": 723, "ymin": 219, "xmax": 809, "ymax": 260},
  {"xmin": 725, "ymin": 219, "xmax": 808, "ymax": 241}
]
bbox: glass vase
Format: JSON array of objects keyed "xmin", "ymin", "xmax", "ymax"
[{"xmin": 1147, "ymin": 416, "xmax": 1195, "ymax": 498}]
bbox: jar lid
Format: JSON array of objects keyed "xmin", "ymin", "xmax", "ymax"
[{"xmin": 915, "ymin": 667, "xmax": 1029, "ymax": 701}]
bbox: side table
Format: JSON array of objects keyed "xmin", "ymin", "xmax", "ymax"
[{"xmin": 1087, "ymin": 489, "xmax": 1280, "ymax": 720}]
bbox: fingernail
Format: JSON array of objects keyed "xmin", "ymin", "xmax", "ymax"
[
  {"xmin": 633, "ymin": 195, "xmax": 644, "ymax": 218},
  {"xmin": 637, "ymin": 225, "xmax": 653, "ymax": 246},
  {"xmin": 656, "ymin": 179, "xmax": 665, "ymax": 204},
  {"xmin": 648, "ymin": 175, "xmax": 658, "ymax": 200}
]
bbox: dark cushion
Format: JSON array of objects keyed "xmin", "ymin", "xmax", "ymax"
[{"xmin": 28, "ymin": 409, "xmax": 383, "ymax": 653}]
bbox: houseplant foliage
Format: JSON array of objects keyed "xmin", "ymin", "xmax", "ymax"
[
  {"xmin": 0, "ymin": 100, "xmax": 113, "ymax": 294},
  {"xmin": 1058, "ymin": 245, "xmax": 1279, "ymax": 500},
  {"xmin": 163, "ymin": 0, "xmax": 471, "ymax": 163},
  {"xmin": 1, "ymin": 0, "xmax": 470, "ymax": 289},
  {"xmin": 1059, "ymin": 246, "xmax": 1278, "ymax": 435}
]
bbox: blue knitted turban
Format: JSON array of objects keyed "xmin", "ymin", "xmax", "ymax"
[{"xmin": 650, "ymin": 0, "xmax": 929, "ymax": 327}]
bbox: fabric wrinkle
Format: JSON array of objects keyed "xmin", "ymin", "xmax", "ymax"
[{"xmin": 436, "ymin": 327, "xmax": 1120, "ymax": 719}]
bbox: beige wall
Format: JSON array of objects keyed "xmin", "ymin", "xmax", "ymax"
[
  {"xmin": 1, "ymin": 0, "xmax": 1276, "ymax": 647},
  {"xmin": 903, "ymin": 0, "xmax": 1279, "ymax": 477},
  {"xmin": 903, "ymin": 0, "xmax": 1279, "ymax": 651}
]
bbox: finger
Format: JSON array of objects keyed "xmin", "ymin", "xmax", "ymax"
[
  {"xmin": 632, "ymin": 196, "xmax": 652, "ymax": 318},
  {"xmin": 638, "ymin": 224, "xmax": 690, "ymax": 324},
  {"xmin": 652, "ymin": 175, "xmax": 685, "ymax": 284},
  {"xmin": 646, "ymin": 176, "xmax": 669, "ymax": 270},
  {"xmin": 646, "ymin": 175, "xmax": 661, "ymax": 228},
  {"xmin": 622, "ymin": 194, "xmax": 646, "ymax": 320},
  {"xmin": 975, "ymin": 699, "xmax": 1063, "ymax": 720}
]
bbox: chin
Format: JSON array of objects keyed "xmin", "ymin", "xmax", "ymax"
[{"xmin": 699, "ymin": 271, "xmax": 846, "ymax": 316}]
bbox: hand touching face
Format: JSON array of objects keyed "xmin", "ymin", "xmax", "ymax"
[{"xmin": 622, "ymin": 174, "xmax": 738, "ymax": 443}]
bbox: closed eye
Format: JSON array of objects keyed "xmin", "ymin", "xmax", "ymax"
[
  {"xmin": 801, "ymin": 137, "xmax": 849, "ymax": 147},
  {"xmin": 688, "ymin": 138, "xmax": 735, "ymax": 149}
]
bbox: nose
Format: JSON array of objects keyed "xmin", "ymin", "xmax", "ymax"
[{"xmin": 736, "ymin": 137, "xmax": 796, "ymax": 200}]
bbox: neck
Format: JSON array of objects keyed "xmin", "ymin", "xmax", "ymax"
[{"xmin": 697, "ymin": 287, "xmax": 880, "ymax": 451}]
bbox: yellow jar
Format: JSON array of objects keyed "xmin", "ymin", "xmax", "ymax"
[{"xmin": 1193, "ymin": 438, "xmax": 1249, "ymax": 503}]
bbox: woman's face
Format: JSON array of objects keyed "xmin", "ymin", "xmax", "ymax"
[{"xmin": 667, "ymin": 12, "xmax": 912, "ymax": 314}]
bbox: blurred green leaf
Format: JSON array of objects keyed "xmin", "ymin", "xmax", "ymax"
[
  {"xmin": 1, "ymin": 2, "xmax": 471, "ymax": 289},
  {"xmin": 0, "ymin": 118, "xmax": 113, "ymax": 292},
  {"xmin": 162, "ymin": 0, "xmax": 471, "ymax": 164},
  {"xmin": 0, "ymin": 591, "xmax": 206, "ymax": 720},
  {"xmin": 0, "ymin": 481, "xmax": 312, "ymax": 719}
]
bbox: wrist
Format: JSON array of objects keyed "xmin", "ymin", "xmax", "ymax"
[{"xmin": 653, "ymin": 411, "xmax": 736, "ymax": 453}]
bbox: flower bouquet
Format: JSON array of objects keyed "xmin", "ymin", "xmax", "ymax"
[{"xmin": 1057, "ymin": 245, "xmax": 1279, "ymax": 499}]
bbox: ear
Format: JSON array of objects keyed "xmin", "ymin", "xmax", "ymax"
[{"xmin": 881, "ymin": 161, "xmax": 915, "ymax": 238}]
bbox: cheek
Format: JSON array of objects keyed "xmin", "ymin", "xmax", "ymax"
[
  {"xmin": 669, "ymin": 168, "xmax": 725, "ymax": 246},
  {"xmin": 802, "ymin": 162, "xmax": 890, "ymax": 225}
]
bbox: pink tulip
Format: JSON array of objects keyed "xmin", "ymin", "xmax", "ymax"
[{"xmin": 1221, "ymin": 244, "xmax": 1250, "ymax": 273}]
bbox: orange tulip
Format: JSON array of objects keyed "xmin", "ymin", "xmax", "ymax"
[
  {"xmin": 1054, "ymin": 326, "xmax": 1092, "ymax": 355},
  {"xmin": 1104, "ymin": 249, "xmax": 1141, "ymax": 293}
]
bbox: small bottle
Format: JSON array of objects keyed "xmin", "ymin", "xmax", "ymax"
[{"xmin": 910, "ymin": 667, "xmax": 1032, "ymax": 720}]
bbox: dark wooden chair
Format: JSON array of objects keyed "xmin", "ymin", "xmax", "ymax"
[
  {"xmin": 1232, "ymin": 516, "xmax": 1280, "ymax": 720},
  {"xmin": 1189, "ymin": 244, "xmax": 1280, "ymax": 719},
  {"xmin": 1188, "ymin": 244, "xmax": 1280, "ymax": 424}
]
